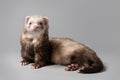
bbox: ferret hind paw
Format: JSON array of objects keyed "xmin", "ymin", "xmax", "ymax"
[{"xmin": 65, "ymin": 63, "xmax": 79, "ymax": 71}]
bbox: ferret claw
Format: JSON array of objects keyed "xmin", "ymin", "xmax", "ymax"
[{"xmin": 21, "ymin": 60, "xmax": 29, "ymax": 66}]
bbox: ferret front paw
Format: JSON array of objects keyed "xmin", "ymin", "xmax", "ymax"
[
  {"xmin": 21, "ymin": 60, "xmax": 29, "ymax": 66},
  {"xmin": 31, "ymin": 63, "xmax": 41, "ymax": 69},
  {"xmin": 65, "ymin": 63, "xmax": 79, "ymax": 71}
]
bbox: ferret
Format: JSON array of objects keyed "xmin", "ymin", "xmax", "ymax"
[{"xmin": 20, "ymin": 15, "xmax": 103, "ymax": 73}]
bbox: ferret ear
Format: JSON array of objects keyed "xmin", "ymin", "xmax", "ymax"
[
  {"xmin": 43, "ymin": 16, "xmax": 49, "ymax": 26},
  {"xmin": 25, "ymin": 16, "xmax": 30, "ymax": 24}
]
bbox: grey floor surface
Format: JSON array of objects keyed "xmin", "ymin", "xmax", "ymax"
[{"xmin": 0, "ymin": 51, "xmax": 119, "ymax": 80}]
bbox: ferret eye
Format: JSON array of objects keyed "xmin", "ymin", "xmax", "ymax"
[
  {"xmin": 29, "ymin": 22, "xmax": 32, "ymax": 25},
  {"xmin": 39, "ymin": 22, "xmax": 43, "ymax": 25}
]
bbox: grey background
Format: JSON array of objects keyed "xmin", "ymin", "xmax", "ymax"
[{"xmin": 0, "ymin": 0, "xmax": 119, "ymax": 80}]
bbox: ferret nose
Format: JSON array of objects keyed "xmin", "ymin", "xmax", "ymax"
[{"xmin": 33, "ymin": 25, "xmax": 39, "ymax": 30}]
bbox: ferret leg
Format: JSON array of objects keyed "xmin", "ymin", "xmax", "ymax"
[
  {"xmin": 21, "ymin": 49, "xmax": 30, "ymax": 66},
  {"xmin": 31, "ymin": 53, "xmax": 44, "ymax": 69},
  {"xmin": 65, "ymin": 63, "xmax": 79, "ymax": 71}
]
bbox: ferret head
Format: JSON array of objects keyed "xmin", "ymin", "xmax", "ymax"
[{"xmin": 24, "ymin": 15, "xmax": 49, "ymax": 33}]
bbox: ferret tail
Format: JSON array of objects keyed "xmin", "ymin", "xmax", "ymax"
[{"xmin": 81, "ymin": 57, "xmax": 104, "ymax": 73}]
